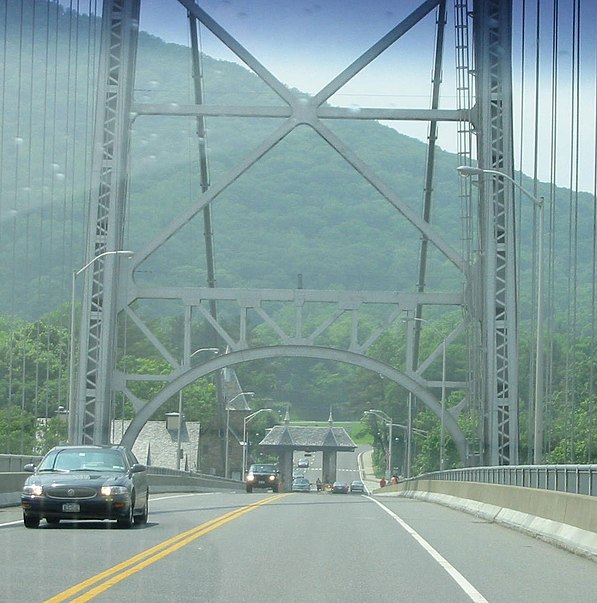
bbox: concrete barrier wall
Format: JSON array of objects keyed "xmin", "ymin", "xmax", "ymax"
[
  {"xmin": 0, "ymin": 455, "xmax": 41, "ymax": 472},
  {"xmin": 378, "ymin": 479, "xmax": 597, "ymax": 561},
  {"xmin": 0, "ymin": 470, "xmax": 242, "ymax": 508},
  {"xmin": 147, "ymin": 472, "xmax": 241, "ymax": 494},
  {"xmin": 0, "ymin": 473, "xmax": 29, "ymax": 508},
  {"xmin": 384, "ymin": 480, "xmax": 597, "ymax": 533}
]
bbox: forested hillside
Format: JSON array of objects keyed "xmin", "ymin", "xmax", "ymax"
[
  {"xmin": 1, "ymin": 1, "xmax": 595, "ymax": 468},
  {"xmin": 2, "ymin": 1, "xmax": 594, "ymax": 319}
]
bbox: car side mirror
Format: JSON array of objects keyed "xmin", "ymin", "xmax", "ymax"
[
  {"xmin": 130, "ymin": 464, "xmax": 146, "ymax": 474},
  {"xmin": 23, "ymin": 463, "xmax": 36, "ymax": 472}
]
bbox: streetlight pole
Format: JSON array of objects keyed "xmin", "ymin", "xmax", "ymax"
[
  {"xmin": 176, "ymin": 347, "xmax": 219, "ymax": 471},
  {"xmin": 225, "ymin": 391, "xmax": 254, "ymax": 478},
  {"xmin": 457, "ymin": 166, "xmax": 544, "ymax": 463},
  {"xmin": 364, "ymin": 409, "xmax": 393, "ymax": 478},
  {"xmin": 68, "ymin": 250, "xmax": 134, "ymax": 444},
  {"xmin": 242, "ymin": 408, "xmax": 272, "ymax": 477},
  {"xmin": 406, "ymin": 392, "xmax": 412, "ymax": 478},
  {"xmin": 403, "ymin": 317, "xmax": 447, "ymax": 470}
]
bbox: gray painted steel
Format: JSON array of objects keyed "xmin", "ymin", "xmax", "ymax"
[
  {"xmin": 471, "ymin": 0, "xmax": 518, "ymax": 464},
  {"xmin": 72, "ymin": 0, "xmax": 141, "ymax": 446},
  {"xmin": 72, "ymin": 0, "xmax": 520, "ymax": 471}
]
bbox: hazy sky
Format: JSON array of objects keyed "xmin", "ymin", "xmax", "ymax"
[
  {"xmin": 57, "ymin": 0, "xmax": 597, "ymax": 192},
  {"xmin": 133, "ymin": 0, "xmax": 597, "ymax": 193},
  {"xmin": 138, "ymin": 0, "xmax": 441, "ymax": 97},
  {"xmin": 136, "ymin": 0, "xmax": 458, "ymax": 161}
]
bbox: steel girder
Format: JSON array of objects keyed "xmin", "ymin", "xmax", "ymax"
[
  {"xmin": 70, "ymin": 0, "xmax": 140, "ymax": 445},
  {"xmin": 72, "ymin": 0, "xmax": 496, "ymax": 463},
  {"xmin": 471, "ymin": 0, "xmax": 519, "ymax": 464}
]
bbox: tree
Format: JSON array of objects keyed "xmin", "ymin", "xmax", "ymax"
[{"xmin": 0, "ymin": 406, "xmax": 37, "ymax": 455}]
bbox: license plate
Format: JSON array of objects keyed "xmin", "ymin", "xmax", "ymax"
[{"xmin": 62, "ymin": 503, "xmax": 80, "ymax": 512}]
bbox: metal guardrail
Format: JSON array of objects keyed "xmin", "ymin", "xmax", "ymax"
[
  {"xmin": 146, "ymin": 466, "xmax": 241, "ymax": 491},
  {"xmin": 0, "ymin": 464, "xmax": 242, "ymax": 508},
  {"xmin": 413, "ymin": 465, "xmax": 597, "ymax": 497}
]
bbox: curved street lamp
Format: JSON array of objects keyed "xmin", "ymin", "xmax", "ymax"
[
  {"xmin": 457, "ymin": 166, "xmax": 545, "ymax": 463},
  {"xmin": 242, "ymin": 408, "xmax": 272, "ymax": 478},
  {"xmin": 176, "ymin": 347, "xmax": 220, "ymax": 470},
  {"xmin": 225, "ymin": 391, "xmax": 254, "ymax": 478},
  {"xmin": 68, "ymin": 250, "xmax": 134, "ymax": 443},
  {"xmin": 363, "ymin": 409, "xmax": 394, "ymax": 478},
  {"xmin": 403, "ymin": 316, "xmax": 447, "ymax": 471}
]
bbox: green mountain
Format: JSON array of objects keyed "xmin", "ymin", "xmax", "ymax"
[{"xmin": 0, "ymin": 0, "xmax": 594, "ymax": 325}]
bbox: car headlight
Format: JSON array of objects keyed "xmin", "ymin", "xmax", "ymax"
[
  {"xmin": 268, "ymin": 475, "xmax": 275, "ymax": 482},
  {"xmin": 246, "ymin": 472, "xmax": 254, "ymax": 481},
  {"xmin": 100, "ymin": 485, "xmax": 129, "ymax": 496},
  {"xmin": 23, "ymin": 484, "xmax": 43, "ymax": 496}
]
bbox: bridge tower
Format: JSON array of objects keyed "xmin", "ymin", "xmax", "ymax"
[{"xmin": 71, "ymin": 0, "xmax": 518, "ymax": 467}]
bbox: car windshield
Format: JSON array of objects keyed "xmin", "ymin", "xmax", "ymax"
[
  {"xmin": 39, "ymin": 449, "xmax": 126, "ymax": 473},
  {"xmin": 249, "ymin": 464, "xmax": 276, "ymax": 473}
]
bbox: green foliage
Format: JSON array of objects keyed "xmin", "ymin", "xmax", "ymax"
[
  {"xmin": 0, "ymin": 406, "xmax": 37, "ymax": 455},
  {"xmin": 1, "ymin": 1, "xmax": 596, "ymax": 470},
  {"xmin": 0, "ymin": 316, "xmax": 69, "ymax": 419}
]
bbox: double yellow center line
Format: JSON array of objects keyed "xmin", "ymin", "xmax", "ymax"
[{"xmin": 45, "ymin": 493, "xmax": 287, "ymax": 603}]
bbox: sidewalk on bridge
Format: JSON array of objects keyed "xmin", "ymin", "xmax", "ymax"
[{"xmin": 358, "ymin": 447, "xmax": 381, "ymax": 494}]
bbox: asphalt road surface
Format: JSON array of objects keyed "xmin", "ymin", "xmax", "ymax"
[{"xmin": 1, "ymin": 457, "xmax": 596, "ymax": 601}]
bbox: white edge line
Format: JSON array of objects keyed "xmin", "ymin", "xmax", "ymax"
[
  {"xmin": 150, "ymin": 492, "xmax": 215, "ymax": 501},
  {"xmin": 0, "ymin": 492, "xmax": 217, "ymax": 527},
  {"xmin": 367, "ymin": 496, "xmax": 489, "ymax": 603}
]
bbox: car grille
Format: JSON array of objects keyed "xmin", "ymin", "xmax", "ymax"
[{"xmin": 46, "ymin": 486, "xmax": 97, "ymax": 500}]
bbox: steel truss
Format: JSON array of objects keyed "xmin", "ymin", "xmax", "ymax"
[
  {"xmin": 73, "ymin": 0, "xmax": 518, "ymax": 466},
  {"xmin": 470, "ymin": 0, "xmax": 518, "ymax": 464}
]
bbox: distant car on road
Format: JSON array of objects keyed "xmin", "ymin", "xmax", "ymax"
[
  {"xmin": 21, "ymin": 445, "xmax": 149, "ymax": 529},
  {"xmin": 350, "ymin": 480, "xmax": 365, "ymax": 493},
  {"xmin": 245, "ymin": 463, "xmax": 280, "ymax": 493},
  {"xmin": 297, "ymin": 458, "xmax": 310, "ymax": 468},
  {"xmin": 331, "ymin": 481, "xmax": 349, "ymax": 494},
  {"xmin": 291, "ymin": 477, "xmax": 311, "ymax": 492}
]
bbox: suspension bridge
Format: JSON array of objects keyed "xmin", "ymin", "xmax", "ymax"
[{"xmin": 0, "ymin": 0, "xmax": 596, "ymax": 473}]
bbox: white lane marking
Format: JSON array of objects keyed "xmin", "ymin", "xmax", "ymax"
[
  {"xmin": 368, "ymin": 497, "xmax": 489, "ymax": 603},
  {"xmin": 150, "ymin": 492, "xmax": 214, "ymax": 502},
  {"xmin": 0, "ymin": 492, "xmax": 217, "ymax": 527}
]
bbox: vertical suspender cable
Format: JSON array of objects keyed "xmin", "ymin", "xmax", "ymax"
[
  {"xmin": 38, "ymin": 0, "xmax": 51, "ymax": 299},
  {"xmin": 566, "ymin": 0, "xmax": 581, "ymax": 460},
  {"xmin": 62, "ymin": 1, "xmax": 75, "ymax": 289},
  {"xmin": 589, "ymin": 23, "xmax": 597, "ymax": 463},
  {"xmin": 563, "ymin": 0, "xmax": 573, "ymax": 460},
  {"xmin": 516, "ymin": 0, "xmax": 532, "ymax": 461},
  {"xmin": 528, "ymin": 0, "xmax": 542, "ymax": 463},
  {"xmin": 23, "ymin": 2, "xmax": 36, "ymax": 306},
  {"xmin": 546, "ymin": 0, "xmax": 559, "ymax": 454},
  {"xmin": 6, "ymin": 2, "xmax": 28, "ymax": 452}
]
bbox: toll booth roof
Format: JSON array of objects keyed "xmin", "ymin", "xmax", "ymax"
[{"xmin": 258, "ymin": 425, "xmax": 357, "ymax": 451}]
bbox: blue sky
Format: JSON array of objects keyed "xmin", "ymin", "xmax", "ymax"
[
  {"xmin": 137, "ymin": 0, "xmax": 450, "ymax": 157},
  {"xmin": 64, "ymin": 0, "xmax": 597, "ymax": 192},
  {"xmin": 138, "ymin": 0, "xmax": 441, "ymax": 95}
]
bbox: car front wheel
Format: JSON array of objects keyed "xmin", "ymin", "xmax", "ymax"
[
  {"xmin": 23, "ymin": 514, "xmax": 40, "ymax": 529},
  {"xmin": 134, "ymin": 492, "xmax": 149, "ymax": 526},
  {"xmin": 117, "ymin": 499, "xmax": 134, "ymax": 528}
]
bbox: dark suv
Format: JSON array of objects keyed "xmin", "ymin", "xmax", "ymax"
[{"xmin": 245, "ymin": 463, "xmax": 280, "ymax": 493}]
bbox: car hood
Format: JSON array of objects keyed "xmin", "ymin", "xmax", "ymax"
[{"xmin": 25, "ymin": 471, "xmax": 129, "ymax": 487}]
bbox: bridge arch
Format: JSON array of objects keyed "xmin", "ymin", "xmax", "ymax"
[{"xmin": 120, "ymin": 345, "xmax": 467, "ymax": 462}]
